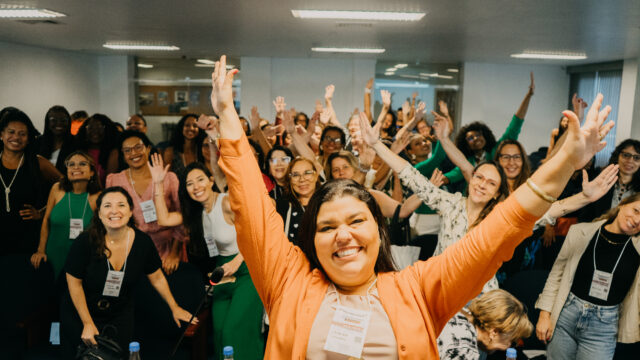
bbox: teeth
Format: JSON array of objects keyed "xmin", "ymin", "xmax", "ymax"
[
  {"xmin": 109, "ymin": 217, "xmax": 121, "ymax": 220},
  {"xmin": 195, "ymin": 191, "xmax": 204, "ymax": 197},
  {"xmin": 336, "ymin": 248, "xmax": 359, "ymax": 258}
]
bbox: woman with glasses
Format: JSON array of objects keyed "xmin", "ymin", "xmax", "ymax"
[
  {"xmin": 580, "ymin": 139, "xmax": 640, "ymax": 221},
  {"xmin": 31, "ymin": 151, "xmax": 101, "ymax": 279},
  {"xmin": 317, "ymin": 125, "xmax": 345, "ymax": 168},
  {"xmin": 276, "ymin": 157, "xmax": 321, "ymax": 245},
  {"xmin": 265, "ymin": 145, "xmax": 293, "ymax": 199},
  {"xmin": 106, "ymin": 131, "xmax": 185, "ymax": 274},
  {"xmin": 495, "ymin": 140, "xmax": 531, "ymax": 193},
  {"xmin": 149, "ymin": 158, "xmax": 265, "ymax": 360}
]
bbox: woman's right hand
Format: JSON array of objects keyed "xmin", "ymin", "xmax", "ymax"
[
  {"xmin": 30, "ymin": 251, "xmax": 47, "ymax": 269},
  {"xmin": 148, "ymin": 153, "xmax": 169, "ymax": 184},
  {"xmin": 81, "ymin": 323, "xmax": 99, "ymax": 347},
  {"xmin": 535, "ymin": 311, "xmax": 553, "ymax": 343},
  {"xmin": 358, "ymin": 112, "xmax": 382, "ymax": 147}
]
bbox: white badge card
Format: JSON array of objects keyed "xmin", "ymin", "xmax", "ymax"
[
  {"xmin": 69, "ymin": 219, "xmax": 83, "ymax": 239},
  {"xmin": 205, "ymin": 235, "xmax": 219, "ymax": 257},
  {"xmin": 102, "ymin": 270, "xmax": 124, "ymax": 297},
  {"xmin": 140, "ymin": 200, "xmax": 158, "ymax": 223},
  {"xmin": 589, "ymin": 269, "xmax": 613, "ymax": 301},
  {"xmin": 323, "ymin": 305, "xmax": 371, "ymax": 358}
]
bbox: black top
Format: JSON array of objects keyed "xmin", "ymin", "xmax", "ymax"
[
  {"xmin": 571, "ymin": 225, "xmax": 640, "ymax": 306},
  {"xmin": 275, "ymin": 196, "xmax": 305, "ymax": 246},
  {"xmin": 269, "ymin": 183, "xmax": 285, "ymax": 200},
  {"xmin": 65, "ymin": 228, "xmax": 161, "ymax": 318},
  {"xmin": 0, "ymin": 155, "xmax": 47, "ymax": 255}
]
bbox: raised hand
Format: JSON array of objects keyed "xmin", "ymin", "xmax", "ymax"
[
  {"xmin": 273, "ymin": 96, "xmax": 286, "ymax": 116},
  {"xmin": 380, "ymin": 90, "xmax": 391, "ymax": 108},
  {"xmin": 319, "ymin": 108, "xmax": 331, "ymax": 126},
  {"xmin": 412, "ymin": 91, "xmax": 418, "ymax": 100},
  {"xmin": 358, "ymin": 112, "xmax": 382, "ymax": 147},
  {"xmin": 431, "ymin": 111, "xmax": 451, "ymax": 140},
  {"xmin": 560, "ymin": 93, "xmax": 614, "ymax": 170},
  {"xmin": 210, "ymin": 55, "xmax": 237, "ymax": 115},
  {"xmin": 415, "ymin": 101, "xmax": 426, "ymax": 121},
  {"xmin": 438, "ymin": 100, "xmax": 450, "ymax": 118},
  {"xmin": 315, "ymin": 100, "xmax": 323, "ymax": 113},
  {"xmin": 581, "ymin": 164, "xmax": 619, "ymax": 202},
  {"xmin": 528, "ymin": 71, "xmax": 535, "ymax": 96},
  {"xmin": 390, "ymin": 130, "xmax": 411, "ymax": 154},
  {"xmin": 148, "ymin": 153, "xmax": 170, "ymax": 184},
  {"xmin": 402, "ymin": 100, "xmax": 411, "ymax": 120},
  {"xmin": 366, "ymin": 78, "xmax": 374, "ymax": 90},
  {"xmin": 571, "ymin": 93, "xmax": 588, "ymax": 120},
  {"xmin": 196, "ymin": 114, "xmax": 219, "ymax": 140},
  {"xmin": 430, "ymin": 168, "xmax": 446, "ymax": 188},
  {"xmin": 249, "ymin": 106, "xmax": 261, "ymax": 130},
  {"xmin": 281, "ymin": 108, "xmax": 296, "ymax": 134},
  {"xmin": 325, "ymin": 84, "xmax": 335, "ymax": 101}
]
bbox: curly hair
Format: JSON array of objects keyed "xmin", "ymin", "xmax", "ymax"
[{"xmin": 454, "ymin": 122, "xmax": 497, "ymax": 158}]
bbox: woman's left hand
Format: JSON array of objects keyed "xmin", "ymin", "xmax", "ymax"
[
  {"xmin": 581, "ymin": 164, "xmax": 618, "ymax": 202},
  {"xmin": 221, "ymin": 259, "xmax": 241, "ymax": 277},
  {"xmin": 20, "ymin": 204, "xmax": 42, "ymax": 220},
  {"xmin": 162, "ymin": 253, "xmax": 180, "ymax": 275},
  {"xmin": 171, "ymin": 306, "xmax": 198, "ymax": 327},
  {"xmin": 358, "ymin": 112, "xmax": 382, "ymax": 147}
]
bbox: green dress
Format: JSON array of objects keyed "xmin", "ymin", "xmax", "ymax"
[{"xmin": 46, "ymin": 192, "xmax": 93, "ymax": 278}]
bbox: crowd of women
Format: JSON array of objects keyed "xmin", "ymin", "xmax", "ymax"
[{"xmin": 2, "ymin": 55, "xmax": 639, "ymax": 360}]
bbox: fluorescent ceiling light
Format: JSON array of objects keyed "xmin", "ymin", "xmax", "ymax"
[
  {"xmin": 447, "ymin": 68, "xmax": 459, "ymax": 73},
  {"xmin": 137, "ymin": 63, "xmax": 154, "ymax": 69},
  {"xmin": 376, "ymin": 82, "xmax": 430, "ymax": 89},
  {"xmin": 292, "ymin": 10, "xmax": 425, "ymax": 21},
  {"xmin": 420, "ymin": 72, "xmax": 454, "ymax": 80},
  {"xmin": 197, "ymin": 59, "xmax": 215, "ymax": 64},
  {"xmin": 394, "ymin": 64, "xmax": 408, "ymax": 68},
  {"xmin": 103, "ymin": 43, "xmax": 180, "ymax": 51},
  {"xmin": 400, "ymin": 75, "xmax": 420, "ymax": 79},
  {"xmin": 384, "ymin": 72, "xmax": 395, "ymax": 76},
  {"xmin": 312, "ymin": 47, "xmax": 385, "ymax": 54},
  {"xmin": 385, "ymin": 67, "xmax": 396, "ymax": 72},
  {"xmin": 510, "ymin": 51, "xmax": 587, "ymax": 60},
  {"xmin": 0, "ymin": 5, "xmax": 65, "ymax": 18}
]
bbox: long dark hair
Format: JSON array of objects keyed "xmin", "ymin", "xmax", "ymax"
[
  {"xmin": 495, "ymin": 139, "xmax": 531, "ymax": 191},
  {"xmin": 298, "ymin": 179, "xmax": 396, "ymax": 275},
  {"xmin": 116, "ymin": 130, "xmax": 153, "ymax": 171},
  {"xmin": 455, "ymin": 122, "xmax": 497, "ymax": 158},
  {"xmin": 170, "ymin": 114, "xmax": 206, "ymax": 153},
  {"xmin": 88, "ymin": 187, "xmax": 136, "ymax": 257},
  {"xmin": 75, "ymin": 114, "xmax": 119, "ymax": 171},
  {"xmin": 0, "ymin": 107, "xmax": 41, "ymax": 155},
  {"xmin": 179, "ymin": 162, "xmax": 213, "ymax": 255},
  {"xmin": 319, "ymin": 126, "xmax": 346, "ymax": 155},
  {"xmin": 381, "ymin": 109, "xmax": 397, "ymax": 138},
  {"xmin": 59, "ymin": 151, "xmax": 102, "ymax": 193},
  {"xmin": 283, "ymin": 157, "xmax": 322, "ymax": 205},
  {"xmin": 609, "ymin": 139, "xmax": 640, "ymax": 192},
  {"xmin": 265, "ymin": 145, "xmax": 293, "ymax": 182},
  {"xmin": 468, "ymin": 161, "xmax": 510, "ymax": 229},
  {"xmin": 37, "ymin": 105, "xmax": 73, "ymax": 159}
]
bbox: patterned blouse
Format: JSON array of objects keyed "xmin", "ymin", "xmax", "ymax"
[
  {"xmin": 399, "ymin": 165, "xmax": 499, "ymax": 292},
  {"xmin": 437, "ymin": 310, "xmax": 481, "ymax": 360}
]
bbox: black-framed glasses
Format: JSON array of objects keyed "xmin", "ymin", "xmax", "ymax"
[
  {"xmin": 290, "ymin": 169, "xmax": 316, "ymax": 182},
  {"xmin": 122, "ymin": 143, "xmax": 146, "ymax": 155},
  {"xmin": 498, "ymin": 154, "xmax": 523, "ymax": 162},
  {"xmin": 323, "ymin": 137, "xmax": 342, "ymax": 144},
  {"xmin": 620, "ymin": 152, "xmax": 640, "ymax": 162}
]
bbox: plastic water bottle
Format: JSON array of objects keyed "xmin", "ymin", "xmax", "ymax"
[
  {"xmin": 129, "ymin": 341, "xmax": 141, "ymax": 360},
  {"xmin": 223, "ymin": 345, "xmax": 234, "ymax": 359},
  {"xmin": 506, "ymin": 347, "xmax": 517, "ymax": 360}
]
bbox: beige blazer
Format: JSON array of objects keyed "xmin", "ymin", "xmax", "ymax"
[{"xmin": 535, "ymin": 219, "xmax": 640, "ymax": 343}]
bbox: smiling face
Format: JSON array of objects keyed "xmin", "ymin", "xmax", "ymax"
[
  {"xmin": 47, "ymin": 111, "xmax": 70, "ymax": 137},
  {"xmin": 331, "ymin": 157, "xmax": 355, "ymax": 180},
  {"xmin": 618, "ymin": 145, "xmax": 640, "ymax": 178},
  {"xmin": 185, "ymin": 168, "xmax": 214, "ymax": 204},
  {"xmin": 121, "ymin": 136, "xmax": 150, "ymax": 170},
  {"xmin": 182, "ymin": 116, "xmax": 199, "ymax": 141},
  {"xmin": 382, "ymin": 113, "xmax": 393, "ymax": 129},
  {"xmin": 290, "ymin": 161, "xmax": 318, "ymax": 198},
  {"xmin": 98, "ymin": 192, "xmax": 133, "ymax": 230},
  {"xmin": 322, "ymin": 129, "xmax": 343, "ymax": 154},
  {"xmin": 1, "ymin": 121, "xmax": 29, "ymax": 152},
  {"xmin": 498, "ymin": 144, "xmax": 523, "ymax": 180},
  {"xmin": 612, "ymin": 200, "xmax": 640, "ymax": 235},
  {"xmin": 66, "ymin": 154, "xmax": 94, "ymax": 182},
  {"xmin": 314, "ymin": 195, "xmax": 379, "ymax": 289},
  {"xmin": 468, "ymin": 164, "xmax": 501, "ymax": 205},
  {"xmin": 268, "ymin": 150, "xmax": 290, "ymax": 182},
  {"xmin": 126, "ymin": 115, "xmax": 147, "ymax": 133},
  {"xmin": 466, "ymin": 130, "xmax": 486, "ymax": 152},
  {"xmin": 416, "ymin": 120, "xmax": 431, "ymax": 138},
  {"xmin": 407, "ymin": 136, "xmax": 431, "ymax": 157},
  {"xmin": 85, "ymin": 118, "xmax": 105, "ymax": 145}
]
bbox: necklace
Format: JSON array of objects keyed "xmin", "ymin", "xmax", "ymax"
[
  {"xmin": 0, "ymin": 151, "xmax": 24, "ymax": 212},
  {"xmin": 600, "ymin": 230, "xmax": 629, "ymax": 245},
  {"xmin": 128, "ymin": 168, "xmax": 135, "ymax": 185}
]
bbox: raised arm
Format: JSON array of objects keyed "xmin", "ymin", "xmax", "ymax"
[
  {"xmin": 432, "ymin": 111, "xmax": 474, "ymax": 183},
  {"xmin": 376, "ymin": 90, "xmax": 391, "ymax": 126},
  {"xmin": 515, "ymin": 72, "xmax": 535, "ymax": 120},
  {"xmin": 364, "ymin": 78, "xmax": 373, "ymax": 122},
  {"xmin": 282, "ymin": 108, "xmax": 324, "ymax": 175},
  {"xmin": 149, "ymin": 153, "xmax": 183, "ymax": 227},
  {"xmin": 249, "ymin": 106, "xmax": 273, "ymax": 154},
  {"xmin": 324, "ymin": 84, "xmax": 342, "ymax": 127}
]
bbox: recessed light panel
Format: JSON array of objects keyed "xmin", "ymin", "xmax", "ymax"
[
  {"xmin": 103, "ymin": 43, "xmax": 180, "ymax": 51},
  {"xmin": 292, "ymin": 10, "xmax": 425, "ymax": 21},
  {"xmin": 312, "ymin": 47, "xmax": 385, "ymax": 54},
  {"xmin": 510, "ymin": 51, "xmax": 587, "ymax": 60},
  {"xmin": 0, "ymin": 5, "xmax": 65, "ymax": 18}
]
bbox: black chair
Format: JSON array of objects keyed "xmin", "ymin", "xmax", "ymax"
[{"xmin": 133, "ymin": 261, "xmax": 205, "ymax": 360}]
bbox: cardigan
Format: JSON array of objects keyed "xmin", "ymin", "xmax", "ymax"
[
  {"xmin": 535, "ymin": 220, "xmax": 640, "ymax": 343},
  {"xmin": 218, "ymin": 136, "xmax": 538, "ymax": 359}
]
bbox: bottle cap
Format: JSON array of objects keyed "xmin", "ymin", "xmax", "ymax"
[
  {"xmin": 129, "ymin": 341, "xmax": 140, "ymax": 352},
  {"xmin": 506, "ymin": 348, "xmax": 517, "ymax": 358},
  {"xmin": 223, "ymin": 346, "xmax": 234, "ymax": 356}
]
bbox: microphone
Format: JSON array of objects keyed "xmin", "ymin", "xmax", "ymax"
[{"xmin": 208, "ymin": 267, "xmax": 225, "ymax": 285}]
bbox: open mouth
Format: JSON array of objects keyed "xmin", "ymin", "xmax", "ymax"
[
  {"xmin": 333, "ymin": 246, "xmax": 363, "ymax": 260},
  {"xmin": 108, "ymin": 216, "xmax": 122, "ymax": 221}
]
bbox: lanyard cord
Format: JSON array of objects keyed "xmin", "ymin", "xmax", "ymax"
[
  {"xmin": 68, "ymin": 192, "xmax": 89, "ymax": 219},
  {"xmin": 593, "ymin": 227, "xmax": 632, "ymax": 275}
]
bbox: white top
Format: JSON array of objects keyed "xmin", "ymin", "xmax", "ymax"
[
  {"xmin": 50, "ymin": 148, "xmax": 61, "ymax": 165},
  {"xmin": 202, "ymin": 193, "xmax": 239, "ymax": 256}
]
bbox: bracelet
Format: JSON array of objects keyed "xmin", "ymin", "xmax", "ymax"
[
  {"xmin": 526, "ymin": 178, "xmax": 556, "ymax": 203},
  {"xmin": 364, "ymin": 88, "xmax": 372, "ymax": 94}
]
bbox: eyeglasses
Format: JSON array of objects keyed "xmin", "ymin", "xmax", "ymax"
[
  {"xmin": 65, "ymin": 160, "xmax": 89, "ymax": 168},
  {"xmin": 290, "ymin": 170, "xmax": 316, "ymax": 182},
  {"xmin": 269, "ymin": 156, "xmax": 291, "ymax": 165},
  {"xmin": 498, "ymin": 154, "xmax": 523, "ymax": 162},
  {"xmin": 122, "ymin": 143, "xmax": 146, "ymax": 155},
  {"xmin": 466, "ymin": 134, "xmax": 482, "ymax": 142},
  {"xmin": 620, "ymin": 152, "xmax": 640, "ymax": 162},
  {"xmin": 471, "ymin": 173, "xmax": 498, "ymax": 188},
  {"xmin": 323, "ymin": 137, "xmax": 342, "ymax": 144}
]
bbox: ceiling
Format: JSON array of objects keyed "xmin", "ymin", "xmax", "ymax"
[{"xmin": 1, "ymin": 0, "xmax": 639, "ymax": 65}]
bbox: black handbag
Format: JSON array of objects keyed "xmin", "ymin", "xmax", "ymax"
[
  {"xmin": 389, "ymin": 204, "xmax": 412, "ymax": 246},
  {"xmin": 75, "ymin": 325, "xmax": 123, "ymax": 360}
]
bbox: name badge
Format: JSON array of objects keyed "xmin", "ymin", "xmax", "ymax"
[
  {"xmin": 589, "ymin": 269, "xmax": 613, "ymax": 301},
  {"xmin": 323, "ymin": 305, "xmax": 371, "ymax": 358},
  {"xmin": 69, "ymin": 219, "xmax": 83, "ymax": 239},
  {"xmin": 102, "ymin": 270, "xmax": 124, "ymax": 297},
  {"xmin": 140, "ymin": 200, "xmax": 158, "ymax": 223},
  {"xmin": 204, "ymin": 235, "xmax": 219, "ymax": 257}
]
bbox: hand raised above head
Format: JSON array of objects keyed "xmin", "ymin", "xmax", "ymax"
[
  {"xmin": 380, "ymin": 90, "xmax": 391, "ymax": 107},
  {"xmin": 324, "ymin": 84, "xmax": 335, "ymax": 100},
  {"xmin": 528, "ymin": 71, "xmax": 535, "ymax": 95},
  {"xmin": 358, "ymin": 112, "xmax": 382, "ymax": 147},
  {"xmin": 431, "ymin": 111, "xmax": 450, "ymax": 140},
  {"xmin": 273, "ymin": 96, "xmax": 286, "ymax": 115},
  {"xmin": 148, "ymin": 153, "xmax": 170, "ymax": 184},
  {"xmin": 210, "ymin": 55, "xmax": 237, "ymax": 115}
]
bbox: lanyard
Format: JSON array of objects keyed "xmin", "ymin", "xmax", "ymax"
[
  {"xmin": 593, "ymin": 227, "xmax": 632, "ymax": 275},
  {"xmin": 68, "ymin": 192, "xmax": 89, "ymax": 219}
]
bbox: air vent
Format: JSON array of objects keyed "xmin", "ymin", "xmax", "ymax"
[
  {"xmin": 16, "ymin": 19, "xmax": 61, "ymax": 25},
  {"xmin": 336, "ymin": 22, "xmax": 373, "ymax": 28}
]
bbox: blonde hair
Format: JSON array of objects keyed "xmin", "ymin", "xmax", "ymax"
[
  {"xmin": 466, "ymin": 289, "xmax": 533, "ymax": 342},
  {"xmin": 595, "ymin": 192, "xmax": 640, "ymax": 225}
]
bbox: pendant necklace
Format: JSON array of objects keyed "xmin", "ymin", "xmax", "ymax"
[{"xmin": 0, "ymin": 151, "xmax": 25, "ymax": 212}]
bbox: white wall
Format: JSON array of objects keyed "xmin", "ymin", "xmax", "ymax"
[
  {"xmin": 622, "ymin": 59, "xmax": 640, "ymax": 141},
  {"xmin": 460, "ymin": 62, "xmax": 570, "ymax": 153},
  {"xmin": 240, "ymin": 57, "xmax": 376, "ymax": 123},
  {"xmin": 0, "ymin": 41, "xmax": 133, "ymax": 132}
]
